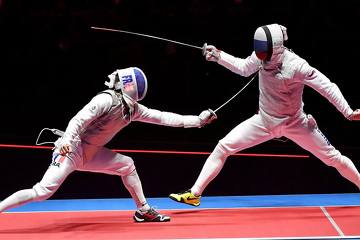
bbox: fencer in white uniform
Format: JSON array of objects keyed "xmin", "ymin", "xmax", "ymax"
[
  {"xmin": 0, "ymin": 67, "xmax": 216, "ymax": 222},
  {"xmin": 170, "ymin": 24, "xmax": 360, "ymax": 206}
]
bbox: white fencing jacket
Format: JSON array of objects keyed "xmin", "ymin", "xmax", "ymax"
[
  {"xmin": 60, "ymin": 90, "xmax": 201, "ymax": 148},
  {"xmin": 218, "ymin": 49, "xmax": 353, "ymax": 125}
]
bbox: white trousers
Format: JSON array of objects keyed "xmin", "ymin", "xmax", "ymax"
[
  {"xmin": 33, "ymin": 143, "xmax": 136, "ymax": 200},
  {"xmin": 0, "ymin": 143, "xmax": 144, "ymax": 212},
  {"xmin": 192, "ymin": 112, "xmax": 360, "ymax": 195}
]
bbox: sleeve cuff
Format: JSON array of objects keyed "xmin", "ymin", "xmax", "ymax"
[{"xmin": 183, "ymin": 116, "xmax": 201, "ymax": 128}]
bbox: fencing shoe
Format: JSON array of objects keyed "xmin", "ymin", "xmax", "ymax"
[
  {"xmin": 169, "ymin": 189, "xmax": 201, "ymax": 207},
  {"xmin": 133, "ymin": 207, "xmax": 170, "ymax": 222}
]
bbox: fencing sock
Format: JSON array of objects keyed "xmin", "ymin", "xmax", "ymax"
[
  {"xmin": 0, "ymin": 189, "xmax": 36, "ymax": 212},
  {"xmin": 121, "ymin": 169, "xmax": 150, "ymax": 211},
  {"xmin": 334, "ymin": 156, "xmax": 360, "ymax": 190},
  {"xmin": 191, "ymin": 144, "xmax": 228, "ymax": 196}
]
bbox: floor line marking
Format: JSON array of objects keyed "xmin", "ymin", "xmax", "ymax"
[
  {"xmin": 5, "ymin": 203, "xmax": 360, "ymax": 213},
  {"xmin": 320, "ymin": 206, "xmax": 344, "ymax": 237},
  {"xmin": 170, "ymin": 236, "xmax": 360, "ymax": 240}
]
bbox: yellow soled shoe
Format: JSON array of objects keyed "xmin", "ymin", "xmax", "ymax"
[{"xmin": 169, "ymin": 189, "xmax": 201, "ymax": 207}]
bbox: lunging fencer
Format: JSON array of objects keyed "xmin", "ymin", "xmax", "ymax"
[
  {"xmin": 170, "ymin": 23, "xmax": 360, "ymax": 207},
  {"xmin": 0, "ymin": 67, "xmax": 216, "ymax": 221}
]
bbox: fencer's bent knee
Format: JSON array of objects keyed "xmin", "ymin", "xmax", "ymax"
[
  {"xmin": 116, "ymin": 155, "xmax": 135, "ymax": 176},
  {"xmin": 32, "ymin": 183, "xmax": 57, "ymax": 201},
  {"xmin": 321, "ymin": 150, "xmax": 346, "ymax": 169},
  {"xmin": 217, "ymin": 140, "xmax": 234, "ymax": 156}
]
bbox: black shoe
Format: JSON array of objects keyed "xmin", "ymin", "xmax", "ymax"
[{"xmin": 133, "ymin": 207, "xmax": 170, "ymax": 222}]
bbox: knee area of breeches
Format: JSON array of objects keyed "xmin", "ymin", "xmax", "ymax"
[
  {"xmin": 322, "ymin": 153, "xmax": 346, "ymax": 169},
  {"xmin": 116, "ymin": 156, "xmax": 135, "ymax": 176},
  {"xmin": 32, "ymin": 183, "xmax": 56, "ymax": 201},
  {"xmin": 217, "ymin": 141, "xmax": 233, "ymax": 157}
]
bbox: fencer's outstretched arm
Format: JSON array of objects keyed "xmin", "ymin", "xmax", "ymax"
[
  {"xmin": 132, "ymin": 104, "xmax": 216, "ymax": 128},
  {"xmin": 204, "ymin": 45, "xmax": 260, "ymax": 77}
]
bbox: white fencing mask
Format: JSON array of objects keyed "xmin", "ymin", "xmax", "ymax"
[
  {"xmin": 105, "ymin": 67, "xmax": 148, "ymax": 102},
  {"xmin": 253, "ymin": 23, "xmax": 288, "ymax": 61}
]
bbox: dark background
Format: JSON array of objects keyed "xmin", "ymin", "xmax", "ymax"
[{"xmin": 0, "ymin": 0, "xmax": 359, "ymax": 200}]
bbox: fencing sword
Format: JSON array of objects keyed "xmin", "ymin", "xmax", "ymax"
[
  {"xmin": 91, "ymin": 26, "xmax": 257, "ymax": 116},
  {"xmin": 91, "ymin": 26, "xmax": 208, "ymax": 55}
]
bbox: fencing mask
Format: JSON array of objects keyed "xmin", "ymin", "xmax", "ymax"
[
  {"xmin": 253, "ymin": 24, "xmax": 288, "ymax": 61},
  {"xmin": 105, "ymin": 67, "xmax": 148, "ymax": 102}
]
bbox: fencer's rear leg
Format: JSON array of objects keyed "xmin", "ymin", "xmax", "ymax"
[{"xmin": 0, "ymin": 155, "xmax": 75, "ymax": 212}]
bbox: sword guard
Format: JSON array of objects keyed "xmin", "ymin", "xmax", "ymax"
[
  {"xmin": 202, "ymin": 43, "xmax": 208, "ymax": 56},
  {"xmin": 208, "ymin": 108, "xmax": 217, "ymax": 120}
]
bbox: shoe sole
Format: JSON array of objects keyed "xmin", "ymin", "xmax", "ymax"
[{"xmin": 133, "ymin": 216, "xmax": 170, "ymax": 223}]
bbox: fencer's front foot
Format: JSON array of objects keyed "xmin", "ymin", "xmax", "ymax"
[{"xmin": 133, "ymin": 207, "xmax": 170, "ymax": 222}]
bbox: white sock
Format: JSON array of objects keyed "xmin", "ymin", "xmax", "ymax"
[
  {"xmin": 121, "ymin": 170, "xmax": 148, "ymax": 210},
  {"xmin": 334, "ymin": 156, "xmax": 360, "ymax": 189},
  {"xmin": 0, "ymin": 189, "xmax": 36, "ymax": 212},
  {"xmin": 191, "ymin": 144, "xmax": 228, "ymax": 196},
  {"xmin": 139, "ymin": 203, "xmax": 150, "ymax": 212}
]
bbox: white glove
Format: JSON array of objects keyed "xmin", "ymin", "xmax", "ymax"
[
  {"xmin": 199, "ymin": 109, "xmax": 217, "ymax": 127},
  {"xmin": 349, "ymin": 109, "xmax": 360, "ymax": 121},
  {"xmin": 203, "ymin": 44, "xmax": 221, "ymax": 62}
]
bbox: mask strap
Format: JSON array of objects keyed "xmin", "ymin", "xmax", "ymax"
[
  {"xmin": 261, "ymin": 25, "xmax": 273, "ymax": 61},
  {"xmin": 279, "ymin": 25, "xmax": 288, "ymax": 41}
]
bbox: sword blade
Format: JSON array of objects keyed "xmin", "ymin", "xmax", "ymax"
[{"xmin": 91, "ymin": 26, "xmax": 203, "ymax": 50}]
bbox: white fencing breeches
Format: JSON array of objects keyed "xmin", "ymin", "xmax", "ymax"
[
  {"xmin": 191, "ymin": 113, "xmax": 360, "ymax": 196},
  {"xmin": 0, "ymin": 144, "xmax": 146, "ymax": 212}
]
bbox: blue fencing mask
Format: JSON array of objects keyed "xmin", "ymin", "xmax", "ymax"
[{"xmin": 105, "ymin": 67, "xmax": 148, "ymax": 102}]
